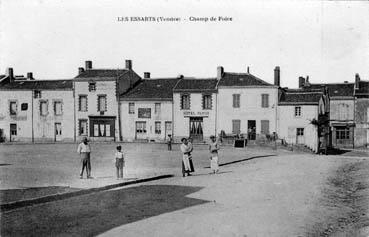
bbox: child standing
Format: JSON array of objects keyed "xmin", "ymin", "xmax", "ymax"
[
  {"xmin": 209, "ymin": 135, "xmax": 220, "ymax": 174},
  {"xmin": 115, "ymin": 145, "xmax": 125, "ymax": 179},
  {"xmin": 167, "ymin": 134, "xmax": 173, "ymax": 151}
]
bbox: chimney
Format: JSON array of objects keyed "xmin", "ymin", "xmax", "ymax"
[
  {"xmin": 298, "ymin": 76, "xmax": 305, "ymax": 88},
  {"xmin": 27, "ymin": 72, "xmax": 34, "ymax": 80},
  {"xmin": 144, "ymin": 72, "xmax": 150, "ymax": 79},
  {"xmin": 78, "ymin": 67, "xmax": 85, "ymax": 74},
  {"xmin": 274, "ymin": 66, "xmax": 280, "ymax": 87},
  {"xmin": 125, "ymin": 60, "xmax": 132, "ymax": 70},
  {"xmin": 7, "ymin": 68, "xmax": 14, "ymax": 82},
  {"xmin": 305, "ymin": 75, "xmax": 310, "ymax": 86},
  {"xmin": 177, "ymin": 74, "xmax": 184, "ymax": 79},
  {"xmin": 85, "ymin": 61, "xmax": 92, "ymax": 70},
  {"xmin": 355, "ymin": 73, "xmax": 360, "ymax": 89},
  {"xmin": 217, "ymin": 66, "xmax": 224, "ymax": 80},
  {"xmin": 247, "ymin": 66, "xmax": 250, "ymax": 74}
]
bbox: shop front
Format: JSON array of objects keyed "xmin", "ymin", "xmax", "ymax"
[{"xmin": 89, "ymin": 116, "xmax": 116, "ymax": 141}]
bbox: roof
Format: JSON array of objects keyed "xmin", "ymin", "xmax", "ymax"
[
  {"xmin": 218, "ymin": 72, "xmax": 274, "ymax": 87},
  {"xmin": 173, "ymin": 78, "xmax": 218, "ymax": 92},
  {"xmin": 279, "ymin": 88, "xmax": 323, "ymax": 105},
  {"xmin": 355, "ymin": 81, "xmax": 369, "ymax": 98},
  {"xmin": 308, "ymin": 83, "xmax": 355, "ymax": 98},
  {"xmin": 75, "ymin": 69, "xmax": 129, "ymax": 79},
  {"xmin": 121, "ymin": 78, "xmax": 180, "ymax": 100},
  {"xmin": 0, "ymin": 79, "xmax": 73, "ymax": 90}
]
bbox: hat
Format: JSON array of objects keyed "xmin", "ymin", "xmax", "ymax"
[
  {"xmin": 181, "ymin": 138, "xmax": 187, "ymax": 142},
  {"xmin": 210, "ymin": 135, "xmax": 215, "ymax": 139}
]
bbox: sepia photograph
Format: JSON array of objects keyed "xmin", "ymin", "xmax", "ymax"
[{"xmin": 0, "ymin": 0, "xmax": 369, "ymax": 236}]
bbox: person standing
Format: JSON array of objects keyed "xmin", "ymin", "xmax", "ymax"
[
  {"xmin": 180, "ymin": 138, "xmax": 191, "ymax": 177},
  {"xmin": 187, "ymin": 137, "xmax": 195, "ymax": 173},
  {"xmin": 167, "ymin": 134, "xmax": 173, "ymax": 151},
  {"xmin": 77, "ymin": 137, "xmax": 92, "ymax": 179},
  {"xmin": 115, "ymin": 145, "xmax": 125, "ymax": 179},
  {"xmin": 209, "ymin": 135, "xmax": 220, "ymax": 174}
]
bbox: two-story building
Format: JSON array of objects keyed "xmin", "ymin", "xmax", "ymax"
[
  {"xmin": 173, "ymin": 77, "xmax": 218, "ymax": 142},
  {"xmin": 354, "ymin": 74, "xmax": 369, "ymax": 148},
  {"xmin": 0, "ymin": 68, "xmax": 74, "ymax": 142},
  {"xmin": 120, "ymin": 73, "xmax": 179, "ymax": 142},
  {"xmin": 217, "ymin": 66, "xmax": 279, "ymax": 141},
  {"xmin": 74, "ymin": 60, "xmax": 141, "ymax": 142}
]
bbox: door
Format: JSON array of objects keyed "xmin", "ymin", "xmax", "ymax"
[
  {"xmin": 55, "ymin": 123, "xmax": 62, "ymax": 142},
  {"xmin": 135, "ymin": 121, "xmax": 147, "ymax": 140},
  {"xmin": 247, "ymin": 120, "xmax": 256, "ymax": 140},
  {"xmin": 189, "ymin": 117, "xmax": 203, "ymax": 141},
  {"xmin": 165, "ymin": 121, "xmax": 172, "ymax": 140},
  {"xmin": 10, "ymin": 124, "xmax": 17, "ymax": 142},
  {"xmin": 296, "ymin": 128, "xmax": 305, "ymax": 144},
  {"xmin": 232, "ymin": 120, "xmax": 241, "ymax": 135}
]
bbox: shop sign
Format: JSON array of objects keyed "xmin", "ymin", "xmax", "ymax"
[
  {"xmin": 183, "ymin": 111, "xmax": 209, "ymax": 117},
  {"xmin": 138, "ymin": 108, "xmax": 151, "ymax": 118}
]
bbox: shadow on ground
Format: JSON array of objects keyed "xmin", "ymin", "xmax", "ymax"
[
  {"xmin": 203, "ymin": 154, "xmax": 276, "ymax": 168},
  {"xmin": 0, "ymin": 186, "xmax": 81, "ymax": 204},
  {"xmin": 1, "ymin": 185, "xmax": 208, "ymax": 237}
]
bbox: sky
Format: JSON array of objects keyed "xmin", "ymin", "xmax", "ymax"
[{"xmin": 0, "ymin": 0, "xmax": 368, "ymax": 88}]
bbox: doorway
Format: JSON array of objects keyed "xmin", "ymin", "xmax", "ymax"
[
  {"xmin": 296, "ymin": 128, "xmax": 305, "ymax": 144},
  {"xmin": 10, "ymin": 123, "xmax": 17, "ymax": 142},
  {"xmin": 189, "ymin": 117, "xmax": 203, "ymax": 141},
  {"xmin": 55, "ymin": 123, "xmax": 62, "ymax": 142},
  {"xmin": 135, "ymin": 121, "xmax": 147, "ymax": 140},
  {"xmin": 247, "ymin": 120, "xmax": 256, "ymax": 140},
  {"xmin": 165, "ymin": 121, "xmax": 172, "ymax": 140}
]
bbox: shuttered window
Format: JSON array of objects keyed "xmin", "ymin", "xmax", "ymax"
[
  {"xmin": 233, "ymin": 94, "xmax": 240, "ymax": 108},
  {"xmin": 261, "ymin": 120, "xmax": 270, "ymax": 134},
  {"xmin": 261, "ymin": 94, "xmax": 269, "ymax": 108},
  {"xmin": 232, "ymin": 120, "xmax": 241, "ymax": 134}
]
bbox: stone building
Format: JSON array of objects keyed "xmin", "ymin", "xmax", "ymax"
[
  {"xmin": 120, "ymin": 73, "xmax": 179, "ymax": 142},
  {"xmin": 0, "ymin": 68, "xmax": 74, "ymax": 142},
  {"xmin": 73, "ymin": 60, "xmax": 141, "ymax": 142},
  {"xmin": 354, "ymin": 74, "xmax": 369, "ymax": 148}
]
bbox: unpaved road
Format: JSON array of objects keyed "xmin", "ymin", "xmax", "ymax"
[{"xmin": 1, "ymin": 151, "xmax": 369, "ymax": 236}]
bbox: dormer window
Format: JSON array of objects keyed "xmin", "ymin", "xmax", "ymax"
[
  {"xmin": 34, "ymin": 90, "xmax": 41, "ymax": 99},
  {"xmin": 88, "ymin": 82, "xmax": 96, "ymax": 92}
]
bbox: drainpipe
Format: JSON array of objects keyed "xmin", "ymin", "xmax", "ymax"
[
  {"xmin": 31, "ymin": 90, "xmax": 34, "ymax": 143},
  {"xmin": 73, "ymin": 81, "xmax": 76, "ymax": 142}
]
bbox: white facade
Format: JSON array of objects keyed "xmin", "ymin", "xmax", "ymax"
[
  {"xmin": 173, "ymin": 92, "xmax": 217, "ymax": 142},
  {"xmin": 278, "ymin": 105, "xmax": 319, "ymax": 152},
  {"xmin": 120, "ymin": 100, "xmax": 173, "ymax": 141},
  {"xmin": 217, "ymin": 87, "xmax": 278, "ymax": 137}
]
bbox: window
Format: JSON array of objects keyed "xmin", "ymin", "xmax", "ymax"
[
  {"xmin": 336, "ymin": 127, "xmax": 350, "ymax": 140},
  {"xmin": 88, "ymin": 82, "xmax": 96, "ymax": 92},
  {"xmin": 233, "ymin": 94, "xmax": 240, "ymax": 108},
  {"xmin": 10, "ymin": 124, "xmax": 17, "ymax": 136},
  {"xmin": 261, "ymin": 94, "xmax": 269, "ymax": 108},
  {"xmin": 181, "ymin": 94, "xmax": 190, "ymax": 110},
  {"xmin": 295, "ymin": 106, "xmax": 302, "ymax": 117},
  {"xmin": 9, "ymin": 101, "xmax": 17, "ymax": 115},
  {"xmin": 136, "ymin": 122, "xmax": 147, "ymax": 134},
  {"xmin": 261, "ymin": 120, "xmax": 270, "ymax": 134},
  {"xmin": 203, "ymin": 94, "xmax": 212, "ymax": 110},
  {"xmin": 21, "ymin": 103, "xmax": 28, "ymax": 111},
  {"xmin": 155, "ymin": 103, "xmax": 161, "ymax": 114},
  {"xmin": 232, "ymin": 120, "xmax": 241, "ymax": 134},
  {"xmin": 40, "ymin": 101, "xmax": 48, "ymax": 116},
  {"xmin": 97, "ymin": 95, "xmax": 107, "ymax": 112},
  {"xmin": 79, "ymin": 120, "xmax": 88, "ymax": 136},
  {"xmin": 129, "ymin": 103, "xmax": 135, "ymax": 114},
  {"xmin": 91, "ymin": 119, "xmax": 114, "ymax": 137},
  {"xmin": 34, "ymin": 90, "xmax": 41, "ymax": 99},
  {"xmin": 155, "ymin": 121, "xmax": 161, "ymax": 134},
  {"xmin": 297, "ymin": 128, "xmax": 304, "ymax": 136},
  {"xmin": 54, "ymin": 101, "xmax": 63, "ymax": 115},
  {"xmin": 79, "ymin": 95, "xmax": 87, "ymax": 112}
]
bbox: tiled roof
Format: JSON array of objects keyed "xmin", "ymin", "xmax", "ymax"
[
  {"xmin": 308, "ymin": 83, "xmax": 354, "ymax": 97},
  {"xmin": 121, "ymin": 78, "xmax": 180, "ymax": 100},
  {"xmin": 355, "ymin": 81, "xmax": 369, "ymax": 97},
  {"xmin": 173, "ymin": 78, "xmax": 218, "ymax": 92},
  {"xmin": 279, "ymin": 89, "xmax": 323, "ymax": 105},
  {"xmin": 0, "ymin": 79, "xmax": 73, "ymax": 90},
  {"xmin": 75, "ymin": 69, "xmax": 129, "ymax": 79},
  {"xmin": 218, "ymin": 72, "xmax": 273, "ymax": 87}
]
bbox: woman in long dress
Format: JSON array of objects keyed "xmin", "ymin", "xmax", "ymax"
[
  {"xmin": 180, "ymin": 138, "xmax": 192, "ymax": 177},
  {"xmin": 209, "ymin": 135, "xmax": 220, "ymax": 174}
]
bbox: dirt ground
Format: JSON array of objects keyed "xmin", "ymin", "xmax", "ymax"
[{"xmin": 1, "ymin": 143, "xmax": 369, "ymax": 236}]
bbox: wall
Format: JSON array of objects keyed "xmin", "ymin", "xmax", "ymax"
[
  {"xmin": 330, "ymin": 99, "xmax": 354, "ymax": 121},
  {"xmin": 74, "ymin": 80, "xmax": 119, "ymax": 142},
  {"xmin": 355, "ymin": 98, "xmax": 369, "ymax": 147},
  {"xmin": 0, "ymin": 90, "xmax": 33, "ymax": 142},
  {"xmin": 278, "ymin": 105, "xmax": 318, "ymax": 152},
  {"xmin": 217, "ymin": 87, "xmax": 278, "ymax": 136},
  {"xmin": 120, "ymin": 100, "xmax": 173, "ymax": 141},
  {"xmin": 173, "ymin": 92, "xmax": 217, "ymax": 142},
  {"xmin": 32, "ymin": 90, "xmax": 74, "ymax": 142}
]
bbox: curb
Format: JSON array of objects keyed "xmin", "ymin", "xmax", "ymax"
[{"xmin": 0, "ymin": 174, "xmax": 173, "ymax": 212}]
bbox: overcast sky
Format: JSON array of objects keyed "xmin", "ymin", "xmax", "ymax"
[{"xmin": 0, "ymin": 0, "xmax": 368, "ymax": 88}]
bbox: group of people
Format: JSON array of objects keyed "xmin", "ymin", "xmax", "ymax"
[
  {"xmin": 180, "ymin": 135, "xmax": 220, "ymax": 177},
  {"xmin": 76, "ymin": 134, "xmax": 220, "ymax": 180}
]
